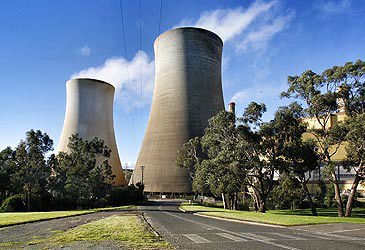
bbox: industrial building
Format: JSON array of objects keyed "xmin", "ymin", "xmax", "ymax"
[
  {"xmin": 58, "ymin": 78, "xmax": 127, "ymax": 186},
  {"xmin": 129, "ymin": 27, "xmax": 225, "ymax": 193},
  {"xmin": 303, "ymin": 111, "xmax": 365, "ymax": 193}
]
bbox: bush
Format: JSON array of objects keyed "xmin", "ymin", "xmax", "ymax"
[
  {"xmin": 237, "ymin": 200, "xmax": 250, "ymax": 211},
  {"xmin": 308, "ymin": 181, "xmax": 326, "ymax": 208},
  {"xmin": 324, "ymin": 184, "xmax": 335, "ymax": 208},
  {"xmin": 271, "ymin": 176, "xmax": 303, "ymax": 210},
  {"xmin": 1, "ymin": 195, "xmax": 25, "ymax": 212},
  {"xmin": 107, "ymin": 184, "xmax": 145, "ymax": 207}
]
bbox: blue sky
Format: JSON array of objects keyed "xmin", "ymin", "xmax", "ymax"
[{"xmin": 0, "ymin": 0, "xmax": 364, "ymax": 167}]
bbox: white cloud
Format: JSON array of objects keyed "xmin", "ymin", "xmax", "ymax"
[
  {"xmin": 174, "ymin": 1, "xmax": 293, "ymax": 53},
  {"xmin": 71, "ymin": 51, "xmax": 155, "ymax": 111},
  {"xmin": 222, "ymin": 54, "xmax": 231, "ymax": 71},
  {"xmin": 176, "ymin": 1, "xmax": 275, "ymax": 42},
  {"xmin": 80, "ymin": 46, "xmax": 91, "ymax": 56},
  {"xmin": 230, "ymin": 90, "xmax": 247, "ymax": 104},
  {"xmin": 318, "ymin": 0, "xmax": 351, "ymax": 14},
  {"xmin": 238, "ymin": 11, "xmax": 294, "ymax": 51}
]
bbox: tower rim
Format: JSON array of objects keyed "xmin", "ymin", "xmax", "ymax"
[
  {"xmin": 154, "ymin": 27, "xmax": 223, "ymax": 48},
  {"xmin": 67, "ymin": 78, "xmax": 115, "ymax": 90}
]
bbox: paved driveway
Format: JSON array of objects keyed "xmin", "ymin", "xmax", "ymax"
[{"xmin": 141, "ymin": 200, "xmax": 365, "ymax": 250}]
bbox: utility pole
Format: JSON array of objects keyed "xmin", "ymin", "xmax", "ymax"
[
  {"xmin": 140, "ymin": 165, "xmax": 146, "ymax": 185},
  {"xmin": 140, "ymin": 165, "xmax": 146, "ymax": 197}
]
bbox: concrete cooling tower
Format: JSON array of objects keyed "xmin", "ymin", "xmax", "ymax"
[
  {"xmin": 130, "ymin": 27, "xmax": 225, "ymax": 193},
  {"xmin": 58, "ymin": 78, "xmax": 127, "ymax": 186}
]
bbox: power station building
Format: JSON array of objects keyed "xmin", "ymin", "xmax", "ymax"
[
  {"xmin": 129, "ymin": 27, "xmax": 225, "ymax": 193},
  {"xmin": 58, "ymin": 78, "xmax": 127, "ymax": 186},
  {"xmin": 304, "ymin": 111, "xmax": 365, "ymax": 193}
]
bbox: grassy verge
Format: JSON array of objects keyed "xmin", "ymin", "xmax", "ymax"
[
  {"xmin": 0, "ymin": 205, "xmax": 134, "ymax": 227},
  {"xmin": 29, "ymin": 215, "xmax": 171, "ymax": 249},
  {"xmin": 180, "ymin": 204, "xmax": 365, "ymax": 226}
]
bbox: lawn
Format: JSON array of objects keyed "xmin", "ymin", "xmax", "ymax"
[
  {"xmin": 0, "ymin": 205, "xmax": 133, "ymax": 227},
  {"xmin": 29, "ymin": 215, "xmax": 171, "ymax": 249},
  {"xmin": 180, "ymin": 204, "xmax": 365, "ymax": 226}
]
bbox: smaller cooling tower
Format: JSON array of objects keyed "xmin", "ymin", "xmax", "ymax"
[{"xmin": 58, "ymin": 78, "xmax": 127, "ymax": 185}]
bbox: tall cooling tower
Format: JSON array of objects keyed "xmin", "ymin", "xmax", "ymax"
[
  {"xmin": 58, "ymin": 78, "xmax": 127, "ymax": 186},
  {"xmin": 130, "ymin": 27, "xmax": 224, "ymax": 193}
]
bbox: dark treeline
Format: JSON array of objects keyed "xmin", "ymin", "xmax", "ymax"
[
  {"xmin": 177, "ymin": 60, "xmax": 365, "ymax": 217},
  {"xmin": 0, "ymin": 131, "xmax": 143, "ymax": 212}
]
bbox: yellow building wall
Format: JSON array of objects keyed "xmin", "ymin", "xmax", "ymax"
[
  {"xmin": 302, "ymin": 112, "xmax": 364, "ymax": 192},
  {"xmin": 303, "ymin": 112, "xmax": 348, "ymax": 161}
]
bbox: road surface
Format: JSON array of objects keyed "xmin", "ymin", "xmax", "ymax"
[{"xmin": 141, "ymin": 199, "xmax": 365, "ymax": 250}]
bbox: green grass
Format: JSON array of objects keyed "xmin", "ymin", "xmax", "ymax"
[
  {"xmin": 180, "ymin": 204, "xmax": 365, "ymax": 226},
  {"xmin": 0, "ymin": 210, "xmax": 94, "ymax": 227},
  {"xmin": 34, "ymin": 215, "xmax": 171, "ymax": 249},
  {"xmin": 0, "ymin": 205, "xmax": 134, "ymax": 227}
]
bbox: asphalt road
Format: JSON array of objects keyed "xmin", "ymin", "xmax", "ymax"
[{"xmin": 140, "ymin": 200, "xmax": 365, "ymax": 250}]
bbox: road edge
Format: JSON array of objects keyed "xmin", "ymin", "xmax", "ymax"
[
  {"xmin": 179, "ymin": 206, "xmax": 285, "ymax": 228},
  {"xmin": 141, "ymin": 212, "xmax": 161, "ymax": 237}
]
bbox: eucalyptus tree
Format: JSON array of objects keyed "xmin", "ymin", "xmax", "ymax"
[
  {"xmin": 323, "ymin": 60, "xmax": 365, "ymax": 216},
  {"xmin": 176, "ymin": 137, "xmax": 208, "ymax": 195},
  {"xmin": 274, "ymin": 103, "xmax": 319, "ymax": 215},
  {"xmin": 12, "ymin": 130, "xmax": 53, "ymax": 211},
  {"xmin": 201, "ymin": 111, "xmax": 249, "ymax": 209},
  {"xmin": 177, "ymin": 111, "xmax": 249, "ymax": 209},
  {"xmin": 54, "ymin": 134, "xmax": 115, "ymax": 208},
  {"xmin": 239, "ymin": 102, "xmax": 277, "ymax": 213},
  {"xmin": 343, "ymin": 113, "xmax": 365, "ymax": 216},
  {"xmin": 0, "ymin": 147, "xmax": 15, "ymax": 201},
  {"xmin": 281, "ymin": 70, "xmax": 347, "ymax": 216},
  {"xmin": 178, "ymin": 101, "xmax": 319, "ymax": 213},
  {"xmin": 282, "ymin": 59, "xmax": 365, "ymax": 217}
]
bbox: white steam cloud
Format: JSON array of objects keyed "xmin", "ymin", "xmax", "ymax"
[
  {"xmin": 71, "ymin": 51, "xmax": 155, "ymax": 110},
  {"xmin": 175, "ymin": 0, "xmax": 294, "ymax": 52},
  {"xmin": 230, "ymin": 90, "xmax": 248, "ymax": 104}
]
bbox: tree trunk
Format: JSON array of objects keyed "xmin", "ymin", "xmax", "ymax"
[
  {"xmin": 252, "ymin": 190, "xmax": 260, "ymax": 212},
  {"xmin": 302, "ymin": 180, "xmax": 317, "ymax": 216},
  {"xmin": 26, "ymin": 185, "xmax": 31, "ymax": 211},
  {"xmin": 222, "ymin": 193, "xmax": 227, "ymax": 209},
  {"xmin": 258, "ymin": 201, "xmax": 266, "ymax": 213},
  {"xmin": 229, "ymin": 193, "xmax": 232, "ymax": 210},
  {"xmin": 232, "ymin": 192, "xmax": 237, "ymax": 210},
  {"xmin": 331, "ymin": 171, "xmax": 344, "ymax": 217},
  {"xmin": 254, "ymin": 190, "xmax": 266, "ymax": 213},
  {"xmin": 228, "ymin": 193, "xmax": 232, "ymax": 210},
  {"xmin": 345, "ymin": 175, "xmax": 361, "ymax": 217}
]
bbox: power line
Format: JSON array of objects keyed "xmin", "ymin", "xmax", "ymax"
[
  {"xmin": 158, "ymin": 0, "xmax": 163, "ymax": 36},
  {"xmin": 119, "ymin": 0, "xmax": 137, "ymax": 146},
  {"xmin": 149, "ymin": 0, "xmax": 163, "ymax": 143},
  {"xmin": 155, "ymin": 0, "xmax": 163, "ymax": 54},
  {"xmin": 139, "ymin": 0, "xmax": 143, "ymax": 132}
]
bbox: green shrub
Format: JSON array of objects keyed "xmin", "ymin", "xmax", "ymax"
[
  {"xmin": 237, "ymin": 200, "xmax": 250, "ymax": 211},
  {"xmin": 106, "ymin": 184, "xmax": 145, "ymax": 207},
  {"xmin": 1, "ymin": 195, "xmax": 25, "ymax": 212},
  {"xmin": 324, "ymin": 184, "xmax": 335, "ymax": 208}
]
